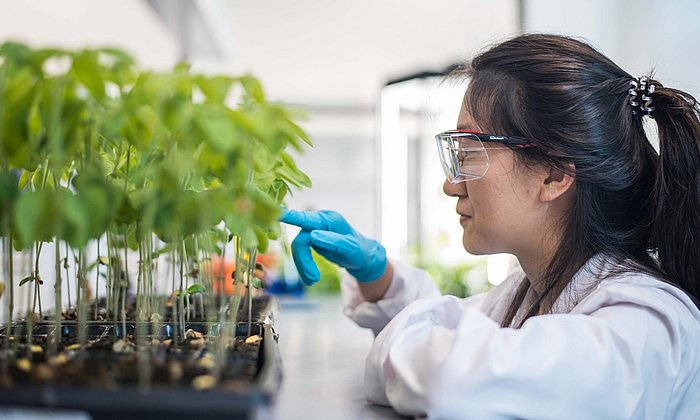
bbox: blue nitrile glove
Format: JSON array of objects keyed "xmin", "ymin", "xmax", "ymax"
[{"xmin": 280, "ymin": 209, "xmax": 387, "ymax": 286}]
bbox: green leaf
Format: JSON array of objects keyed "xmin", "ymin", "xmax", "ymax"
[
  {"xmin": 196, "ymin": 75, "xmax": 234, "ymax": 104},
  {"xmin": 276, "ymin": 152, "xmax": 312, "ymax": 188},
  {"xmin": 239, "ymin": 74, "xmax": 265, "ymax": 103},
  {"xmin": 97, "ymin": 47, "xmax": 135, "ymax": 66},
  {"xmin": 187, "ymin": 284, "xmax": 206, "ymax": 295},
  {"xmin": 61, "ymin": 192, "xmax": 90, "ymax": 248},
  {"xmin": 99, "ymin": 256, "xmax": 110, "ymax": 266},
  {"xmin": 72, "ymin": 50, "xmax": 105, "ymax": 100},
  {"xmin": 13, "ymin": 190, "xmax": 57, "ymax": 248},
  {"xmin": 27, "ymin": 103, "xmax": 44, "ymax": 142},
  {"xmin": 253, "ymin": 225, "xmax": 269, "ymax": 253},
  {"xmin": 287, "ymin": 119, "xmax": 313, "ymax": 147},
  {"xmin": 124, "ymin": 105, "xmax": 158, "ymax": 149},
  {"xmin": 0, "ymin": 42, "xmax": 32, "ymax": 62},
  {"xmin": 269, "ymin": 179, "xmax": 290, "ymax": 204},
  {"xmin": 193, "ymin": 104, "xmax": 243, "ymax": 153},
  {"xmin": 267, "ymin": 222, "xmax": 281, "ymax": 240},
  {"xmin": 18, "ymin": 170, "xmax": 30, "ymax": 190},
  {"xmin": 0, "ymin": 171, "xmax": 19, "ymax": 216}
]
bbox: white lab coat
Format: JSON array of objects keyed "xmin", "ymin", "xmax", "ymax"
[{"xmin": 341, "ymin": 255, "xmax": 700, "ymax": 419}]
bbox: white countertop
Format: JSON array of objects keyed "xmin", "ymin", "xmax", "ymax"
[{"xmin": 269, "ymin": 295, "xmax": 405, "ymax": 420}]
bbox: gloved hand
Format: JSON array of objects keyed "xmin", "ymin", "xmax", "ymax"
[{"xmin": 280, "ymin": 209, "xmax": 387, "ymax": 286}]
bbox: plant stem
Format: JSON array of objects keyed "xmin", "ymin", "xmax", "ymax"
[
  {"xmin": 171, "ymin": 250, "xmax": 178, "ymax": 346},
  {"xmin": 147, "ymin": 235, "xmax": 154, "ymax": 321},
  {"xmin": 246, "ymin": 248, "xmax": 257, "ymax": 337},
  {"xmin": 24, "ymin": 245, "xmax": 34, "ymax": 359},
  {"xmin": 77, "ymin": 250, "xmax": 86, "ymax": 349},
  {"xmin": 53, "ymin": 238, "xmax": 62, "ymax": 354},
  {"xmin": 2, "ymin": 234, "xmax": 13, "ymax": 353},
  {"xmin": 219, "ymin": 241, "xmax": 227, "ymax": 322},
  {"xmin": 33, "ymin": 242, "xmax": 44, "ymax": 319},
  {"xmin": 136, "ymin": 239, "xmax": 143, "ymax": 322},
  {"xmin": 193, "ymin": 236, "xmax": 202, "ymax": 320},
  {"xmin": 111, "ymin": 232, "xmax": 120, "ymax": 331},
  {"xmin": 183, "ymin": 241, "xmax": 190, "ymax": 322},
  {"xmin": 234, "ymin": 236, "xmax": 243, "ymax": 323},
  {"xmin": 64, "ymin": 241, "xmax": 71, "ymax": 308},
  {"xmin": 106, "ymin": 230, "xmax": 112, "ymax": 321},
  {"xmin": 95, "ymin": 237, "xmax": 100, "ymax": 320},
  {"xmin": 7, "ymin": 233, "xmax": 14, "ymax": 332},
  {"xmin": 178, "ymin": 240, "xmax": 185, "ymax": 340},
  {"xmin": 122, "ymin": 227, "xmax": 128, "ymax": 337}
]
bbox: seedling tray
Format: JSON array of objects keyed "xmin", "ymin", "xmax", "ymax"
[{"xmin": 0, "ymin": 297, "xmax": 282, "ymax": 419}]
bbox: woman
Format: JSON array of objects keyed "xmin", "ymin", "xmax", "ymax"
[{"xmin": 281, "ymin": 34, "xmax": 700, "ymax": 419}]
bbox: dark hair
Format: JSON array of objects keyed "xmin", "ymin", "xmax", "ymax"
[{"xmin": 456, "ymin": 34, "xmax": 700, "ymax": 327}]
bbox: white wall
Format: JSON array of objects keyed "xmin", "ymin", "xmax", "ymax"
[
  {"xmin": 217, "ymin": 0, "xmax": 520, "ymax": 107},
  {"xmin": 523, "ymin": 0, "xmax": 700, "ymax": 98},
  {"xmin": 0, "ymin": 0, "xmax": 178, "ymax": 69}
]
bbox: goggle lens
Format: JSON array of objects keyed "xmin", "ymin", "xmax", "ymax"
[{"xmin": 435, "ymin": 132, "xmax": 489, "ymax": 183}]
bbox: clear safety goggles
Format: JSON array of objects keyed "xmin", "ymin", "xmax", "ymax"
[{"xmin": 435, "ymin": 130, "xmax": 535, "ymax": 183}]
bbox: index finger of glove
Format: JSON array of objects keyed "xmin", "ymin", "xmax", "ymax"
[{"xmin": 280, "ymin": 209, "xmax": 352, "ymax": 233}]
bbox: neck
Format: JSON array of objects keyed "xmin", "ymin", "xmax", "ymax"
[{"xmin": 516, "ymin": 222, "xmax": 562, "ymax": 295}]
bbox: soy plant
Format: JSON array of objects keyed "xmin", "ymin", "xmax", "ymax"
[
  {"xmin": 1, "ymin": 38, "xmax": 312, "ymax": 373},
  {"xmin": 0, "ymin": 43, "xmax": 127, "ymax": 350}
]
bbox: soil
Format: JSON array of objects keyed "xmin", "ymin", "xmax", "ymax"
[{"xmin": 0, "ymin": 296, "xmax": 275, "ymax": 393}]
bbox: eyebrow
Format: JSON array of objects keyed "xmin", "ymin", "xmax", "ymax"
[{"xmin": 456, "ymin": 124, "xmax": 472, "ymax": 131}]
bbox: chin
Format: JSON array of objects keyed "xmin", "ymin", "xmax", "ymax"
[
  {"xmin": 462, "ymin": 233, "xmax": 486, "ymax": 255},
  {"xmin": 463, "ymin": 243, "xmax": 488, "ymax": 255},
  {"xmin": 462, "ymin": 230, "xmax": 499, "ymax": 255}
]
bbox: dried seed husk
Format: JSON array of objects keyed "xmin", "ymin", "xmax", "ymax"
[
  {"xmin": 197, "ymin": 353, "xmax": 216, "ymax": 370},
  {"xmin": 192, "ymin": 374, "xmax": 216, "ymax": 390},
  {"xmin": 16, "ymin": 358, "xmax": 31, "ymax": 372},
  {"xmin": 112, "ymin": 339, "xmax": 135, "ymax": 354},
  {"xmin": 189, "ymin": 338, "xmax": 206, "ymax": 349},
  {"xmin": 185, "ymin": 329, "xmax": 204, "ymax": 340},
  {"xmin": 245, "ymin": 335, "xmax": 262, "ymax": 344},
  {"xmin": 48, "ymin": 354, "xmax": 68, "ymax": 366}
]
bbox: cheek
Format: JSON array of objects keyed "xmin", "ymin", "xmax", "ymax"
[{"xmin": 465, "ymin": 176, "xmax": 535, "ymax": 251}]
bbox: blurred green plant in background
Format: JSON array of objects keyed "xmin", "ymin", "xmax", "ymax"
[
  {"xmin": 423, "ymin": 260, "xmax": 489, "ymax": 298},
  {"xmin": 305, "ymin": 249, "xmax": 341, "ymax": 294}
]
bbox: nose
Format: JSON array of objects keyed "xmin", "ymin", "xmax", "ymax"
[{"xmin": 443, "ymin": 178, "xmax": 467, "ymax": 197}]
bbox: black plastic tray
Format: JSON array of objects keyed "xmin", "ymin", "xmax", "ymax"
[{"xmin": 0, "ymin": 298, "xmax": 283, "ymax": 419}]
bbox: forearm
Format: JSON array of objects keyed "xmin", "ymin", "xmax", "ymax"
[{"xmin": 358, "ymin": 260, "xmax": 394, "ymax": 302}]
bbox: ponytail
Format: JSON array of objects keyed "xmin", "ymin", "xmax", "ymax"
[{"xmin": 649, "ymin": 86, "xmax": 700, "ymax": 303}]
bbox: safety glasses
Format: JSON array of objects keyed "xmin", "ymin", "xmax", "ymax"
[{"xmin": 435, "ymin": 130, "xmax": 535, "ymax": 183}]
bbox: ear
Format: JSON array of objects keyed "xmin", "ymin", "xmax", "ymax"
[{"xmin": 539, "ymin": 164, "xmax": 575, "ymax": 203}]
